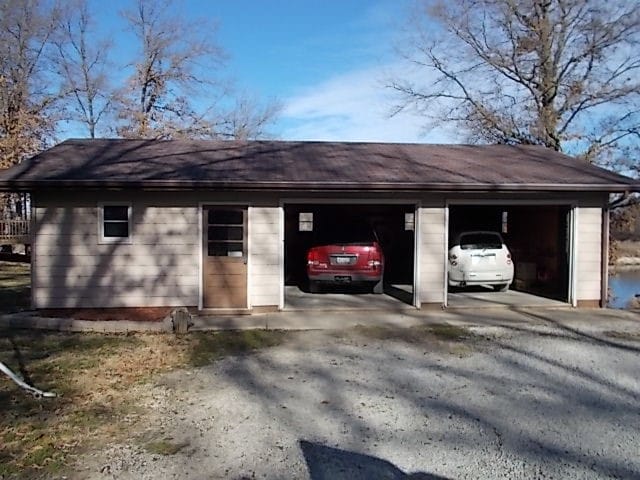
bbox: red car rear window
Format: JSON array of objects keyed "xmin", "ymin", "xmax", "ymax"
[{"xmin": 313, "ymin": 221, "xmax": 377, "ymax": 246}]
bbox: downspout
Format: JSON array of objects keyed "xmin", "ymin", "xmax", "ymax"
[
  {"xmin": 30, "ymin": 198, "xmax": 36, "ymax": 309},
  {"xmin": 601, "ymin": 207, "xmax": 610, "ymax": 308}
]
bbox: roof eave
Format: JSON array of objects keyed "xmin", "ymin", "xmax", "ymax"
[{"xmin": 0, "ymin": 179, "xmax": 638, "ymax": 193}]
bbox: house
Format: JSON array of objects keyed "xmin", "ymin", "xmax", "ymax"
[{"xmin": 0, "ymin": 138, "xmax": 637, "ymax": 313}]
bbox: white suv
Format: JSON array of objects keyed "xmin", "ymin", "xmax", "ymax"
[{"xmin": 448, "ymin": 231, "xmax": 514, "ymax": 292}]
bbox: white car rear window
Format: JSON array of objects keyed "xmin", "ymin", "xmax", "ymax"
[{"xmin": 459, "ymin": 233, "xmax": 503, "ymax": 250}]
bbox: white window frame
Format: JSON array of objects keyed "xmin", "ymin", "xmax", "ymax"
[{"xmin": 98, "ymin": 202, "xmax": 132, "ymax": 244}]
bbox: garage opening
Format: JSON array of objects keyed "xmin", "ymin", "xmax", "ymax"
[
  {"xmin": 284, "ymin": 204, "xmax": 415, "ymax": 309},
  {"xmin": 448, "ymin": 205, "xmax": 571, "ymax": 307}
]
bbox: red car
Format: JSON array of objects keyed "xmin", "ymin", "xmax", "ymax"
[{"xmin": 306, "ymin": 222, "xmax": 384, "ymax": 294}]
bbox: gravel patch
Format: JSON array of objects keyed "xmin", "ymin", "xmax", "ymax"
[{"xmin": 74, "ymin": 321, "xmax": 640, "ymax": 480}]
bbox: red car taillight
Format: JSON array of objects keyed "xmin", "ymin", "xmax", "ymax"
[
  {"xmin": 367, "ymin": 246, "xmax": 382, "ymax": 269},
  {"xmin": 307, "ymin": 249, "xmax": 320, "ymax": 266}
]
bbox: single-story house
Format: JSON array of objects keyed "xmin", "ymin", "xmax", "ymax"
[{"xmin": 0, "ymin": 139, "xmax": 638, "ymax": 312}]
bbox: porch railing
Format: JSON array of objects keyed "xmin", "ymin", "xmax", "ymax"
[{"xmin": 0, "ymin": 219, "xmax": 30, "ymax": 244}]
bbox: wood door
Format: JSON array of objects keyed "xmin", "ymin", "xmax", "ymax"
[{"xmin": 202, "ymin": 206, "xmax": 248, "ymax": 308}]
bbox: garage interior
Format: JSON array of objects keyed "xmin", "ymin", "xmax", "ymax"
[
  {"xmin": 284, "ymin": 204, "xmax": 415, "ymax": 309},
  {"xmin": 448, "ymin": 205, "xmax": 572, "ymax": 307}
]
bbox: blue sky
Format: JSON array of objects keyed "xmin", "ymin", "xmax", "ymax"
[{"xmin": 84, "ymin": 0, "xmax": 459, "ymax": 143}]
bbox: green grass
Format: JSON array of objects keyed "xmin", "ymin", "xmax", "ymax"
[
  {"xmin": 427, "ymin": 323, "xmax": 474, "ymax": 341},
  {"xmin": 144, "ymin": 439, "xmax": 190, "ymax": 456},
  {"xmin": 0, "ymin": 260, "xmax": 30, "ymax": 313},
  {"xmin": 188, "ymin": 329, "xmax": 291, "ymax": 367},
  {"xmin": 603, "ymin": 330, "xmax": 640, "ymax": 341},
  {"xmin": 344, "ymin": 323, "xmax": 475, "ymax": 344}
]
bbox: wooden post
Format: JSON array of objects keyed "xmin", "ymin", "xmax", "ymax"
[{"xmin": 172, "ymin": 307, "xmax": 190, "ymax": 334}]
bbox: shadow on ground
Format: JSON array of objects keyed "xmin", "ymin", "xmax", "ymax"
[
  {"xmin": 78, "ymin": 308, "xmax": 640, "ymax": 479},
  {"xmin": 300, "ymin": 440, "xmax": 451, "ymax": 480}
]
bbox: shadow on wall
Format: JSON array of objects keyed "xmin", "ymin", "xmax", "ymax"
[
  {"xmin": 32, "ymin": 200, "xmax": 198, "ymax": 309},
  {"xmin": 299, "ymin": 440, "xmax": 451, "ymax": 480}
]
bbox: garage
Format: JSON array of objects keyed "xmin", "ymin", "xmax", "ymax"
[
  {"xmin": 447, "ymin": 204, "xmax": 573, "ymax": 307},
  {"xmin": 284, "ymin": 203, "xmax": 416, "ymax": 310},
  {"xmin": 6, "ymin": 139, "xmax": 636, "ymax": 313}
]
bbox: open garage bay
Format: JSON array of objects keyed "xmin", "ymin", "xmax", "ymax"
[
  {"xmin": 284, "ymin": 204, "xmax": 416, "ymax": 310},
  {"xmin": 448, "ymin": 204, "xmax": 572, "ymax": 307}
]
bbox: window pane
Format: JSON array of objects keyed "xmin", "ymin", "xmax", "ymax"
[
  {"xmin": 208, "ymin": 241, "xmax": 243, "ymax": 256},
  {"xmin": 208, "ymin": 226, "xmax": 243, "ymax": 241},
  {"xmin": 103, "ymin": 206, "xmax": 128, "ymax": 221},
  {"xmin": 104, "ymin": 221, "xmax": 129, "ymax": 238},
  {"xmin": 459, "ymin": 233, "xmax": 503, "ymax": 250},
  {"xmin": 314, "ymin": 219, "xmax": 376, "ymax": 245},
  {"xmin": 207, "ymin": 209, "xmax": 243, "ymax": 225},
  {"xmin": 404, "ymin": 213, "xmax": 415, "ymax": 231},
  {"xmin": 299, "ymin": 221, "xmax": 313, "ymax": 232}
]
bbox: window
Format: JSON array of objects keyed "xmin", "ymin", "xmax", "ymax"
[
  {"xmin": 501, "ymin": 211, "xmax": 508, "ymax": 234},
  {"xmin": 299, "ymin": 212, "xmax": 313, "ymax": 232},
  {"xmin": 459, "ymin": 233, "xmax": 503, "ymax": 250},
  {"xmin": 99, "ymin": 203, "xmax": 131, "ymax": 242},
  {"xmin": 404, "ymin": 212, "xmax": 415, "ymax": 231},
  {"xmin": 207, "ymin": 208, "xmax": 245, "ymax": 257}
]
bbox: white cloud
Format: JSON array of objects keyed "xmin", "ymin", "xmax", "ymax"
[{"xmin": 279, "ymin": 64, "xmax": 462, "ymax": 144}]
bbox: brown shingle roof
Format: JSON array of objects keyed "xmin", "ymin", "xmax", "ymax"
[{"xmin": 0, "ymin": 138, "xmax": 636, "ymax": 192}]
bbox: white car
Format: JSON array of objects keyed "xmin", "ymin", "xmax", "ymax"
[{"xmin": 448, "ymin": 231, "xmax": 514, "ymax": 291}]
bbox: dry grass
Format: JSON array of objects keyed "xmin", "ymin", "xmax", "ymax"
[
  {"xmin": 0, "ymin": 324, "xmax": 473, "ymax": 477},
  {"xmin": 0, "ymin": 329, "xmax": 290, "ymax": 478},
  {"xmin": 143, "ymin": 438, "xmax": 190, "ymax": 456},
  {"xmin": 603, "ymin": 330, "xmax": 640, "ymax": 341},
  {"xmin": 0, "ymin": 261, "xmax": 30, "ymax": 313},
  {"xmin": 336, "ymin": 323, "xmax": 477, "ymax": 351},
  {"xmin": 613, "ymin": 240, "xmax": 640, "ymax": 258},
  {"xmin": 188, "ymin": 330, "xmax": 291, "ymax": 366},
  {"xmin": 0, "ymin": 324, "xmax": 478, "ymax": 477}
]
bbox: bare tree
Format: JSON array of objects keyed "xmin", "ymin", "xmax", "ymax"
[
  {"xmin": 116, "ymin": 0, "xmax": 280, "ymax": 140},
  {"xmin": 116, "ymin": 0, "xmax": 226, "ymax": 139},
  {"xmin": 55, "ymin": 0, "xmax": 113, "ymax": 138},
  {"xmin": 391, "ymin": 0, "xmax": 640, "ymax": 165},
  {"xmin": 219, "ymin": 93, "xmax": 282, "ymax": 140},
  {"xmin": 0, "ymin": 0, "xmax": 63, "ymax": 221},
  {"xmin": 0, "ymin": 0, "xmax": 62, "ymax": 169}
]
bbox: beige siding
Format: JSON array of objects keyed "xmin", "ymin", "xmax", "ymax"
[
  {"xmin": 249, "ymin": 207, "xmax": 281, "ymax": 307},
  {"xmin": 418, "ymin": 207, "xmax": 446, "ymax": 304},
  {"xmin": 32, "ymin": 190, "xmax": 606, "ymax": 311},
  {"xmin": 576, "ymin": 207, "xmax": 603, "ymax": 302},
  {"xmin": 33, "ymin": 202, "xmax": 199, "ymax": 308}
]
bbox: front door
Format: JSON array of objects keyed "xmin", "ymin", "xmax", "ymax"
[{"xmin": 202, "ymin": 206, "xmax": 248, "ymax": 308}]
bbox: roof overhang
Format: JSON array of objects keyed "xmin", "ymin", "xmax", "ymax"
[
  {"xmin": 1, "ymin": 179, "xmax": 638, "ymax": 194},
  {"xmin": 0, "ymin": 180, "xmax": 640, "ymax": 194}
]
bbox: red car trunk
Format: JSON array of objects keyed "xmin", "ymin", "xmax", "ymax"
[{"xmin": 306, "ymin": 241, "xmax": 384, "ymax": 292}]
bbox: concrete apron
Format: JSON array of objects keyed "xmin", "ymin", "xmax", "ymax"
[
  {"xmin": 446, "ymin": 288, "xmax": 570, "ymax": 309},
  {"xmin": 2, "ymin": 306, "xmax": 638, "ymax": 333},
  {"xmin": 0, "ymin": 311, "xmax": 174, "ymax": 333}
]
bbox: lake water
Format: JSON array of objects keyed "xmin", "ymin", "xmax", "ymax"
[{"xmin": 609, "ymin": 270, "xmax": 640, "ymax": 308}]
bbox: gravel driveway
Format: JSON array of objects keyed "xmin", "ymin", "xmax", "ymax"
[{"xmin": 76, "ymin": 311, "xmax": 640, "ymax": 480}]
